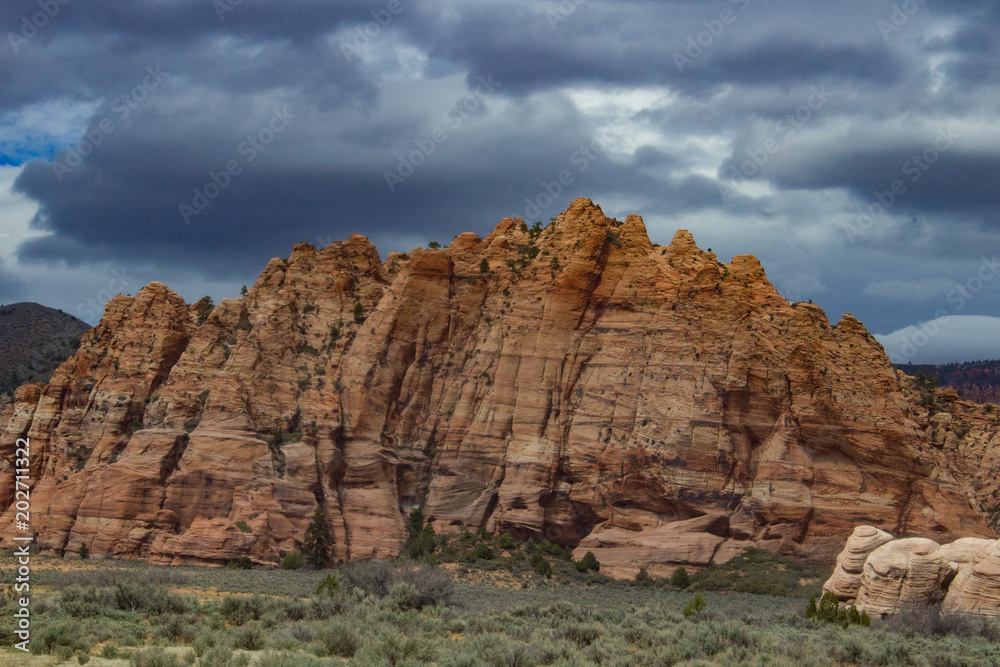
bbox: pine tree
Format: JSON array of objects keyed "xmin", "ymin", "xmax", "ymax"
[
  {"xmin": 194, "ymin": 296, "xmax": 214, "ymax": 324},
  {"xmin": 303, "ymin": 506, "xmax": 333, "ymax": 569},
  {"xmin": 406, "ymin": 507, "xmax": 424, "ymax": 538}
]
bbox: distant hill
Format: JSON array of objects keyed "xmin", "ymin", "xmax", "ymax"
[
  {"xmin": 0, "ymin": 302, "xmax": 91, "ymax": 398},
  {"xmin": 895, "ymin": 359, "xmax": 1000, "ymax": 404}
]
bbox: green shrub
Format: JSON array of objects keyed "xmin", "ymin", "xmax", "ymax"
[
  {"xmin": 226, "ymin": 556, "xmax": 252, "ymax": 570},
  {"xmin": 192, "ymin": 631, "xmax": 220, "ymax": 658},
  {"xmin": 395, "ymin": 566, "xmax": 455, "ymax": 608},
  {"xmin": 37, "ymin": 618, "xmax": 95, "ymax": 655},
  {"xmin": 480, "ymin": 258, "xmax": 490, "ymax": 273},
  {"xmin": 669, "ymin": 567, "xmax": 690, "ymax": 588},
  {"xmin": 113, "ymin": 583, "xmax": 190, "ymax": 615},
  {"xmin": 532, "ymin": 554, "xmax": 552, "ymax": 578},
  {"xmin": 79, "ymin": 542, "xmax": 90, "ymax": 559},
  {"xmin": 234, "ymin": 521, "xmax": 251, "ymax": 533},
  {"xmin": 806, "ymin": 591, "xmax": 870, "ymax": 628},
  {"xmin": 233, "ymin": 621, "xmax": 266, "ymax": 650},
  {"xmin": 403, "ymin": 510, "xmax": 437, "ymax": 561},
  {"xmin": 496, "ymin": 532, "xmax": 516, "ymax": 549},
  {"xmin": 256, "ymin": 651, "xmax": 331, "ymax": 667},
  {"xmin": 575, "ymin": 551, "xmax": 600, "ymax": 573},
  {"xmin": 281, "ymin": 552, "xmax": 302, "ymax": 570},
  {"xmin": 154, "ymin": 612, "xmax": 198, "ymax": 643},
  {"xmin": 633, "ymin": 567, "xmax": 654, "ymax": 586},
  {"xmin": 59, "ymin": 586, "xmax": 116, "ymax": 617},
  {"xmin": 385, "ymin": 582, "xmax": 421, "ymax": 611},
  {"xmin": 340, "ymin": 559, "xmax": 393, "ymax": 598},
  {"xmin": 886, "ymin": 605, "xmax": 1000, "ymax": 640},
  {"xmin": 473, "ymin": 543, "xmax": 495, "ymax": 560},
  {"xmin": 353, "ymin": 629, "xmax": 435, "ymax": 665},
  {"xmin": 352, "ymin": 302, "xmax": 365, "ymax": 324},
  {"xmin": 219, "ymin": 595, "xmax": 264, "ymax": 626},
  {"xmin": 317, "ymin": 619, "xmax": 360, "ymax": 657},
  {"xmin": 683, "ymin": 593, "xmax": 706, "ymax": 618},
  {"xmin": 130, "ymin": 647, "xmax": 182, "ymax": 667},
  {"xmin": 196, "ymin": 645, "xmax": 249, "ymax": 667},
  {"xmin": 100, "ymin": 644, "xmax": 122, "ymax": 659},
  {"xmin": 562, "ymin": 622, "xmax": 603, "ymax": 647},
  {"xmin": 315, "ymin": 573, "xmax": 340, "ymax": 597},
  {"xmin": 447, "ymin": 633, "xmax": 543, "ymax": 667},
  {"xmin": 687, "ymin": 547, "xmax": 828, "ymax": 597}
]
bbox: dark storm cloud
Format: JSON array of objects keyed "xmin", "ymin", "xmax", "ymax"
[
  {"xmin": 12, "ymin": 77, "xmax": 720, "ymax": 279},
  {"xmin": 705, "ymin": 39, "xmax": 903, "ymax": 86},
  {"xmin": 3, "ymin": 0, "xmax": 1000, "ymax": 354},
  {"xmin": 750, "ymin": 140, "xmax": 1000, "ymax": 219},
  {"xmin": 0, "ymin": 5, "xmax": 385, "ymax": 113},
  {"xmin": 427, "ymin": 3, "xmax": 904, "ymax": 95},
  {"xmin": 0, "ymin": 0, "xmax": 402, "ymax": 43}
]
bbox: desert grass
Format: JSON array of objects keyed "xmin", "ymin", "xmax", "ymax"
[{"xmin": 2, "ymin": 539, "xmax": 1000, "ymax": 666}]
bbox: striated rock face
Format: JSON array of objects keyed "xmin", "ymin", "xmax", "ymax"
[
  {"xmin": 823, "ymin": 525, "xmax": 894, "ymax": 602},
  {"xmin": 823, "ymin": 528, "xmax": 1000, "ymax": 616},
  {"xmin": 0, "ymin": 198, "xmax": 997, "ymax": 569},
  {"xmin": 854, "ymin": 538, "xmax": 955, "ymax": 617},
  {"xmin": 943, "ymin": 540, "xmax": 1000, "ymax": 616}
]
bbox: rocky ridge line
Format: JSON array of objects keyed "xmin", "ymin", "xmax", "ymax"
[{"xmin": 0, "ymin": 198, "xmax": 996, "ymax": 574}]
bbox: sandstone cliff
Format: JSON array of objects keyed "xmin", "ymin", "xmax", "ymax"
[{"xmin": 0, "ymin": 198, "xmax": 996, "ymax": 571}]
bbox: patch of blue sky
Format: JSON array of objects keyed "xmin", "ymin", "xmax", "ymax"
[
  {"xmin": 0, "ymin": 138, "xmax": 68, "ymax": 166},
  {"xmin": 0, "ymin": 99, "xmax": 101, "ymax": 168}
]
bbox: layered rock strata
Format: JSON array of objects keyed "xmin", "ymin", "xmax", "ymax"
[
  {"xmin": 0, "ymin": 198, "xmax": 997, "ymax": 569},
  {"xmin": 824, "ymin": 527, "xmax": 1000, "ymax": 616}
]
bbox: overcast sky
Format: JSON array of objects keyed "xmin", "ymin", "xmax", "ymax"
[{"xmin": 1, "ymin": 0, "xmax": 999, "ymax": 364}]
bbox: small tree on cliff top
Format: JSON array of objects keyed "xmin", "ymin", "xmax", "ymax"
[
  {"xmin": 303, "ymin": 506, "xmax": 333, "ymax": 569},
  {"xmin": 194, "ymin": 296, "xmax": 214, "ymax": 324}
]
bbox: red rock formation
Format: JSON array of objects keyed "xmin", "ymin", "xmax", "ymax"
[{"xmin": 0, "ymin": 199, "xmax": 996, "ymax": 569}]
